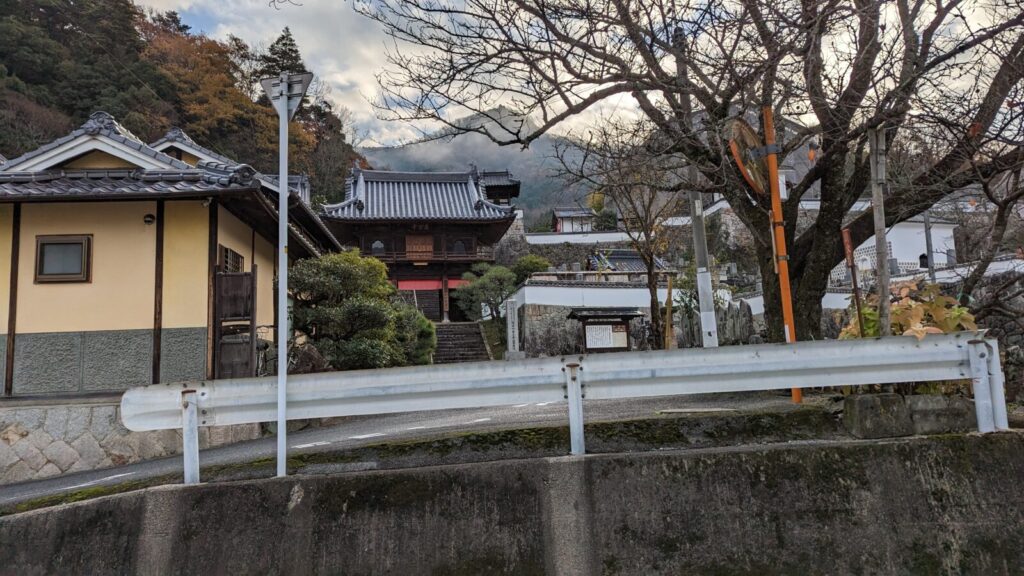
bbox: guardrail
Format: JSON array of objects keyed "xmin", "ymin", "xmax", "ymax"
[{"xmin": 121, "ymin": 331, "xmax": 1010, "ymax": 484}]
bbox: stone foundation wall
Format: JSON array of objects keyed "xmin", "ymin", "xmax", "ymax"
[
  {"xmin": 0, "ymin": 327, "xmax": 207, "ymax": 395},
  {"xmin": 0, "ymin": 401, "xmax": 259, "ymax": 485},
  {"xmin": 521, "ymin": 301, "xmax": 762, "ymax": 356},
  {"xmin": 521, "ymin": 304, "xmax": 651, "ymax": 357}
]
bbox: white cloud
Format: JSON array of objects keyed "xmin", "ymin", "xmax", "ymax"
[{"xmin": 136, "ymin": 0, "xmax": 418, "ymax": 144}]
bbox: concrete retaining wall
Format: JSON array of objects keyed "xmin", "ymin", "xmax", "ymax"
[
  {"xmin": 2, "ymin": 433, "xmax": 1022, "ymax": 575},
  {"xmin": 0, "ymin": 401, "xmax": 258, "ymax": 484}
]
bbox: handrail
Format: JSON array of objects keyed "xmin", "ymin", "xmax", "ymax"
[{"xmin": 121, "ymin": 331, "xmax": 1009, "ymax": 484}]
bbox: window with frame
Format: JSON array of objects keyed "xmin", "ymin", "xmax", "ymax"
[
  {"xmin": 35, "ymin": 235, "xmax": 92, "ymax": 283},
  {"xmin": 220, "ymin": 245, "xmax": 245, "ymax": 273}
]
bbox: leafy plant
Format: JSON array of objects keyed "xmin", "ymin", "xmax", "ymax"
[
  {"xmin": 290, "ymin": 251, "xmax": 435, "ymax": 370},
  {"xmin": 840, "ymin": 281, "xmax": 977, "ymax": 340},
  {"xmin": 458, "ymin": 263, "xmax": 518, "ymax": 321},
  {"xmin": 510, "ymin": 254, "xmax": 551, "ymax": 284}
]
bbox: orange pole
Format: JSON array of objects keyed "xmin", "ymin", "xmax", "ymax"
[{"xmin": 763, "ymin": 106, "xmax": 802, "ymax": 404}]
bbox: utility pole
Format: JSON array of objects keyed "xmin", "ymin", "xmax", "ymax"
[
  {"xmin": 672, "ymin": 26, "xmax": 718, "ymax": 348},
  {"xmin": 261, "ymin": 71, "xmax": 313, "ymax": 478},
  {"xmin": 923, "ymin": 211, "xmax": 937, "ymax": 284},
  {"xmin": 869, "ymin": 127, "xmax": 891, "ymax": 336},
  {"xmin": 689, "ymin": 187, "xmax": 719, "ymax": 347}
]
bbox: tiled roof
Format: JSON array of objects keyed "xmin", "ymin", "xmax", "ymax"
[
  {"xmin": 148, "ymin": 134, "xmax": 339, "ymax": 250},
  {"xmin": 554, "ymin": 206, "xmax": 596, "ymax": 218},
  {"xmin": 0, "ymin": 165, "xmax": 258, "ymax": 199},
  {"xmin": 588, "ymin": 249, "xmax": 671, "ymax": 273},
  {"xmin": 323, "ymin": 169, "xmax": 514, "ymax": 222},
  {"xmin": 478, "ymin": 170, "xmax": 518, "ymax": 188},
  {"xmin": 477, "ymin": 170, "xmax": 520, "ymax": 200},
  {"xmin": 1, "ymin": 112, "xmax": 192, "ymax": 171},
  {"xmin": 150, "ymin": 129, "xmax": 312, "ymax": 201},
  {"xmin": 149, "ymin": 127, "xmax": 236, "ymax": 165},
  {"xmin": 258, "ymin": 174, "xmax": 311, "ymax": 201}
]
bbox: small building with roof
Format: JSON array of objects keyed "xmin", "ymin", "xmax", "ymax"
[
  {"xmin": 552, "ymin": 206, "xmax": 596, "ymax": 233},
  {"xmin": 322, "ymin": 168, "xmax": 517, "ymax": 321},
  {"xmin": 0, "ymin": 112, "xmax": 339, "ymax": 396}
]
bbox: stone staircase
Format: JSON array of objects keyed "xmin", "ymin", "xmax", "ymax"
[{"xmin": 433, "ymin": 322, "xmax": 492, "ymax": 364}]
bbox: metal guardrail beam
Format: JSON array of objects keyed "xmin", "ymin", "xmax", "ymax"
[{"xmin": 121, "ymin": 332, "xmax": 1010, "ymax": 484}]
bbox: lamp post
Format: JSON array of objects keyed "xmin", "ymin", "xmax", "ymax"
[{"xmin": 261, "ymin": 71, "xmax": 313, "ymax": 477}]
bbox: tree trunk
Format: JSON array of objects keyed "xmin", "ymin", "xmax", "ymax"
[
  {"xmin": 756, "ymin": 243, "xmax": 785, "ymax": 342},
  {"xmin": 648, "ymin": 271, "xmax": 663, "ymax": 350}
]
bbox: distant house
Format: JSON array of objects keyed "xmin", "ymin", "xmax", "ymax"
[
  {"xmin": 552, "ymin": 206, "xmax": 596, "ymax": 233},
  {"xmin": 0, "ymin": 112, "xmax": 339, "ymax": 396},
  {"xmin": 322, "ymin": 168, "xmax": 517, "ymax": 321}
]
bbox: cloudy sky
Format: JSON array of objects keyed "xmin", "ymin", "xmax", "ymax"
[{"xmin": 136, "ymin": 0, "xmax": 420, "ymax": 146}]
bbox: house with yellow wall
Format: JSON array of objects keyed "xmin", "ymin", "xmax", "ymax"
[{"xmin": 0, "ymin": 112, "xmax": 339, "ymax": 397}]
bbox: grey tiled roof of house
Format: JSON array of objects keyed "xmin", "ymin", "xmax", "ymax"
[
  {"xmin": 588, "ymin": 249, "xmax": 670, "ymax": 273},
  {"xmin": 324, "ymin": 168, "xmax": 515, "ymax": 222},
  {"xmin": 151, "ymin": 128, "xmax": 313, "ymax": 201},
  {"xmin": 258, "ymin": 174, "xmax": 311, "ymax": 198},
  {"xmin": 149, "ymin": 127, "xmax": 237, "ymax": 165},
  {"xmin": 0, "ymin": 164, "xmax": 259, "ymax": 199},
  {"xmin": 554, "ymin": 206, "xmax": 596, "ymax": 218},
  {"xmin": 1, "ymin": 112, "xmax": 193, "ymax": 172},
  {"xmin": 148, "ymin": 130, "xmax": 339, "ymax": 250}
]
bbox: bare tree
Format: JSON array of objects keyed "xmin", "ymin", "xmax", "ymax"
[
  {"xmin": 559, "ymin": 119, "xmax": 689, "ymax": 348},
  {"xmin": 356, "ymin": 0, "xmax": 1024, "ymax": 340}
]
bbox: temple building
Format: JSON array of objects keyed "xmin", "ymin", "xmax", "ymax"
[{"xmin": 323, "ymin": 168, "xmax": 519, "ymax": 321}]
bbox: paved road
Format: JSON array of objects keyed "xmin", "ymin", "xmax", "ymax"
[{"xmin": 0, "ymin": 392, "xmax": 805, "ymax": 508}]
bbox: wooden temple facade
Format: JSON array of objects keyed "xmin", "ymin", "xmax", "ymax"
[{"xmin": 323, "ymin": 169, "xmax": 518, "ymax": 321}]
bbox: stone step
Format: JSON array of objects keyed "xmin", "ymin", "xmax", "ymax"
[{"xmin": 433, "ymin": 322, "xmax": 491, "ymax": 364}]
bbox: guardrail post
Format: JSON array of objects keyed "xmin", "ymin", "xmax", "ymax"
[
  {"xmin": 182, "ymin": 390, "xmax": 200, "ymax": 484},
  {"xmin": 984, "ymin": 340, "xmax": 1009, "ymax": 431},
  {"xmin": 967, "ymin": 341, "xmax": 995, "ymax": 434},
  {"xmin": 563, "ymin": 361, "xmax": 585, "ymax": 455}
]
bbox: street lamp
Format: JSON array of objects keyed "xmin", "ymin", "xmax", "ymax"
[{"xmin": 261, "ymin": 71, "xmax": 313, "ymax": 477}]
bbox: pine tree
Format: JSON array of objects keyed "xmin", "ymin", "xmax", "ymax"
[
  {"xmin": 152, "ymin": 11, "xmax": 191, "ymax": 35},
  {"xmin": 258, "ymin": 27, "xmax": 308, "ymax": 77}
]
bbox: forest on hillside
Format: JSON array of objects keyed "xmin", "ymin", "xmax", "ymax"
[{"xmin": 0, "ymin": 0, "xmax": 356, "ymax": 204}]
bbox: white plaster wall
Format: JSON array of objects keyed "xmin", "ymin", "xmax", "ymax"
[
  {"xmin": 739, "ymin": 292, "xmax": 852, "ymax": 316},
  {"xmin": 525, "ymin": 231, "xmax": 632, "ymax": 245},
  {"xmin": 515, "ymin": 285, "xmax": 681, "ymax": 307}
]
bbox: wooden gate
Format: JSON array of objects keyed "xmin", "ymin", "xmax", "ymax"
[{"xmin": 214, "ymin": 265, "xmax": 257, "ymax": 379}]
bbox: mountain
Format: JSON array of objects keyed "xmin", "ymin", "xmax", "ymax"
[{"xmin": 358, "ymin": 110, "xmax": 586, "ymax": 225}]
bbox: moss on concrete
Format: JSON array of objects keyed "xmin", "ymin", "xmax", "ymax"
[
  {"xmin": 2, "ymin": 475, "xmax": 175, "ymax": 517},
  {"xmin": 2, "ymin": 405, "xmax": 842, "ymax": 516}
]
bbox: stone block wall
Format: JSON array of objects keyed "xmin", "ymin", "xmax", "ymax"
[
  {"xmin": 675, "ymin": 300, "xmax": 758, "ymax": 347},
  {"xmin": 521, "ymin": 304, "xmax": 652, "ymax": 357},
  {"xmin": 0, "ymin": 402, "xmax": 259, "ymax": 485},
  {"xmin": 520, "ymin": 301, "xmax": 763, "ymax": 357},
  {"xmin": 974, "ymin": 273, "xmax": 1024, "ymax": 403}
]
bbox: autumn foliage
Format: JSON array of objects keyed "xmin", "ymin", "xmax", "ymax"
[{"xmin": 840, "ymin": 282, "xmax": 978, "ymax": 340}]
